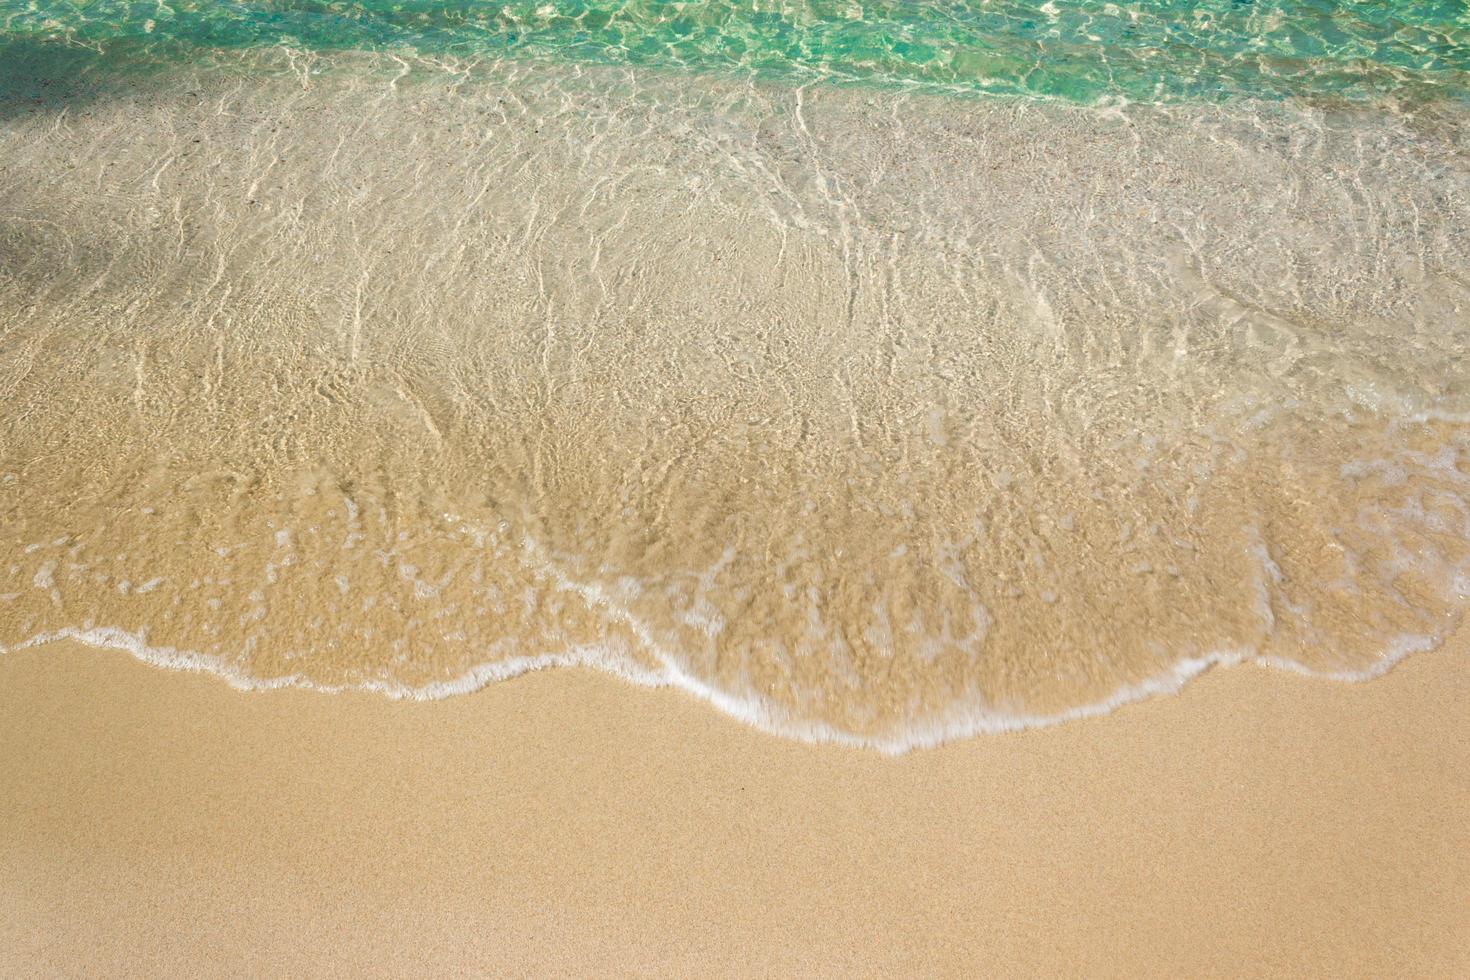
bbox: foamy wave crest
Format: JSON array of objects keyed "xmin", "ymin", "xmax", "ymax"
[{"xmin": 4, "ymin": 622, "xmax": 1444, "ymax": 754}]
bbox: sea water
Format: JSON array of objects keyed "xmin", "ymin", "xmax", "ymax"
[{"xmin": 1, "ymin": 3, "xmax": 1467, "ymax": 749}]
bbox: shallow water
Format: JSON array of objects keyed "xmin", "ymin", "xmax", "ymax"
[
  {"xmin": 4, "ymin": 0, "xmax": 1469, "ymax": 103},
  {"xmin": 1, "ymin": 13, "xmax": 1467, "ymax": 749}
]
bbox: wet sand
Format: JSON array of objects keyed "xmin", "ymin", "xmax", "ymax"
[
  {"xmin": 5, "ymin": 57, "xmax": 1469, "ymax": 744},
  {"xmin": 3, "ymin": 637, "xmax": 1467, "ymax": 977}
]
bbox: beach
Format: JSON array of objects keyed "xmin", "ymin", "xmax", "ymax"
[
  {"xmin": 3, "ymin": 7, "xmax": 1469, "ymax": 973},
  {"xmin": 4, "ymin": 635, "xmax": 1467, "ymax": 977}
]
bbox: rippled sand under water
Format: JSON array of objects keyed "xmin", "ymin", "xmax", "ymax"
[{"xmin": 1, "ymin": 51, "xmax": 1467, "ymax": 749}]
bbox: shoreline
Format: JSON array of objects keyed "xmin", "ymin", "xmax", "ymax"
[
  {"xmin": 2, "ymin": 621, "xmax": 1446, "ymax": 752},
  {"xmin": 4, "ymin": 16, "xmax": 1468, "ymax": 979},
  {"xmin": 4, "ymin": 633, "xmax": 1468, "ymax": 976}
]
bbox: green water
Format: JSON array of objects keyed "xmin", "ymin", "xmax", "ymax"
[{"xmin": 2, "ymin": 0, "xmax": 1468, "ymax": 103}]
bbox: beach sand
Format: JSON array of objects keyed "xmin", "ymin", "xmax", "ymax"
[{"xmin": 3, "ymin": 637, "xmax": 1467, "ymax": 977}]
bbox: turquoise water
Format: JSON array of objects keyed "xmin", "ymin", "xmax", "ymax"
[{"xmin": 2, "ymin": 0, "xmax": 1468, "ymax": 103}]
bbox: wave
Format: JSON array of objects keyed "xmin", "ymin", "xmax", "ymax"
[
  {"xmin": 4, "ymin": 620, "xmax": 1443, "ymax": 754},
  {"xmin": 1, "ymin": 51, "xmax": 1467, "ymax": 748}
]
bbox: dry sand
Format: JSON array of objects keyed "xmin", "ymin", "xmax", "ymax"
[{"xmin": 3, "ymin": 637, "xmax": 1467, "ymax": 977}]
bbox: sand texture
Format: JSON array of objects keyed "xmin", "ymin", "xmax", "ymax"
[{"xmin": 3, "ymin": 637, "xmax": 1467, "ymax": 978}]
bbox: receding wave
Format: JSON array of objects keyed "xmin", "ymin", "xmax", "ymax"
[{"xmin": 1, "ymin": 50, "xmax": 1467, "ymax": 749}]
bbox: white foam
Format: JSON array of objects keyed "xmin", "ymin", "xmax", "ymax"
[
  {"xmin": 1, "ymin": 620, "xmax": 1449, "ymax": 756},
  {"xmin": 31, "ymin": 561, "xmax": 57, "ymax": 590}
]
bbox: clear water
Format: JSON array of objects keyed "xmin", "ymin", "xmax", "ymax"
[
  {"xmin": 3, "ymin": 0, "xmax": 1468, "ymax": 103},
  {"xmin": 1, "ymin": 6, "xmax": 1467, "ymax": 749}
]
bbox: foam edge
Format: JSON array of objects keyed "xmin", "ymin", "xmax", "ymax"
[{"xmin": 1, "ymin": 624, "xmax": 1448, "ymax": 755}]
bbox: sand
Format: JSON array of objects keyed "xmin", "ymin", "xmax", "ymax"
[{"xmin": 3, "ymin": 637, "xmax": 1467, "ymax": 977}]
